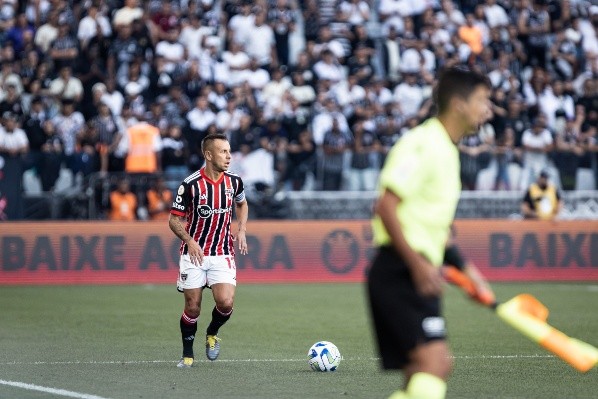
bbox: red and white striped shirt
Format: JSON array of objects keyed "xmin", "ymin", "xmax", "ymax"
[{"xmin": 170, "ymin": 168, "xmax": 245, "ymax": 256}]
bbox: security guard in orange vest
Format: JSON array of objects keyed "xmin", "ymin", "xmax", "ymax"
[
  {"xmin": 109, "ymin": 178, "xmax": 138, "ymax": 221},
  {"xmin": 124, "ymin": 122, "xmax": 162, "ymax": 174},
  {"xmin": 521, "ymin": 170, "xmax": 563, "ymax": 220}
]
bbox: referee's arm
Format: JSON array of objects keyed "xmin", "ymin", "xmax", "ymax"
[{"xmin": 375, "ymin": 189, "xmax": 444, "ymax": 297}]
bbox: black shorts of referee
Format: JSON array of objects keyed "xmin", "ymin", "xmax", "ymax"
[{"xmin": 367, "ymin": 246, "xmax": 447, "ymax": 370}]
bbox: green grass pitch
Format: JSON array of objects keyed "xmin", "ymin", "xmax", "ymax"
[{"xmin": 0, "ymin": 283, "xmax": 596, "ymax": 399}]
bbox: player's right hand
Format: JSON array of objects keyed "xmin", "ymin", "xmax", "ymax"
[{"xmin": 186, "ymin": 239, "xmax": 204, "ymax": 266}]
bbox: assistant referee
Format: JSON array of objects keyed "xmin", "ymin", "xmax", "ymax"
[{"xmin": 367, "ymin": 67, "xmax": 492, "ymax": 399}]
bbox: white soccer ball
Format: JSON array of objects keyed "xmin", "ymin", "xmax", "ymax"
[{"xmin": 307, "ymin": 341, "xmax": 341, "ymax": 372}]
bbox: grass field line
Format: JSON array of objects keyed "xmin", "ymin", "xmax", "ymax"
[
  {"xmin": 0, "ymin": 354, "xmax": 554, "ymax": 366},
  {"xmin": 0, "ymin": 379, "xmax": 110, "ymax": 399}
]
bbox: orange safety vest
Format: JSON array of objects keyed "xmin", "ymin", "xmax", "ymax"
[
  {"xmin": 109, "ymin": 191, "xmax": 137, "ymax": 221},
  {"xmin": 146, "ymin": 188, "xmax": 173, "ymax": 220},
  {"xmin": 125, "ymin": 123, "xmax": 159, "ymax": 173}
]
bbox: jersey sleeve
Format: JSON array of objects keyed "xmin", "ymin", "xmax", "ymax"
[
  {"xmin": 378, "ymin": 137, "xmax": 427, "ymax": 200},
  {"xmin": 235, "ymin": 177, "xmax": 246, "ymax": 203},
  {"xmin": 170, "ymin": 181, "xmax": 192, "ymax": 217}
]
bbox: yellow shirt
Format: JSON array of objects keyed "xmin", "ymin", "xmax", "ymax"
[{"xmin": 372, "ymin": 118, "xmax": 461, "ymax": 266}]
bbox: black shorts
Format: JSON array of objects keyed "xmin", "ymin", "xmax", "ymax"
[{"xmin": 367, "ymin": 247, "xmax": 446, "ymax": 370}]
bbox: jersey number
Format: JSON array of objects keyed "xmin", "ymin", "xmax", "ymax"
[{"xmin": 226, "ymin": 257, "xmax": 236, "ymax": 270}]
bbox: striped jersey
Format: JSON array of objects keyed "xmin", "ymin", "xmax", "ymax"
[{"xmin": 170, "ymin": 167, "xmax": 246, "ymax": 256}]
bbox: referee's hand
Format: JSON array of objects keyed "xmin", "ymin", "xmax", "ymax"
[{"xmin": 411, "ymin": 259, "xmax": 444, "ymax": 297}]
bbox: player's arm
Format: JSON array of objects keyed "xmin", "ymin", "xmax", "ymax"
[
  {"xmin": 234, "ymin": 199, "xmax": 248, "ymax": 255},
  {"xmin": 168, "ymin": 214, "xmax": 203, "ymax": 265},
  {"xmin": 375, "ymin": 189, "xmax": 443, "ymax": 297}
]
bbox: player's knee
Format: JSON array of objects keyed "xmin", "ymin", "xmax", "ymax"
[
  {"xmin": 216, "ymin": 298, "xmax": 234, "ymax": 314},
  {"xmin": 184, "ymin": 299, "xmax": 201, "ymax": 317}
]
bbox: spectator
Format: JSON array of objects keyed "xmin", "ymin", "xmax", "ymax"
[
  {"xmin": 146, "ymin": 176, "xmax": 173, "ymax": 220},
  {"xmin": 313, "ymin": 48, "xmax": 345, "ymax": 84},
  {"xmin": 48, "ymin": 65, "xmax": 83, "ymax": 103},
  {"xmin": 0, "ymin": 82, "xmax": 23, "ymax": 120},
  {"xmin": 161, "ymin": 123, "xmax": 189, "ymax": 189},
  {"xmin": 150, "ymin": 1, "xmax": 179, "ymax": 40},
  {"xmin": 227, "ymin": 0, "xmax": 254, "ymax": 47},
  {"xmin": 494, "ymin": 126, "xmax": 517, "ymax": 191},
  {"xmin": 0, "ymin": 111, "xmax": 29, "ymax": 158},
  {"xmin": 554, "ymin": 113, "xmax": 584, "ymax": 190},
  {"xmin": 539, "ymin": 80, "xmax": 575, "ymax": 134},
  {"xmin": 38, "ymin": 120, "xmax": 64, "ymax": 192},
  {"xmin": 107, "ymin": 24, "xmax": 143, "ymax": 77},
  {"xmin": 347, "ymin": 119, "xmax": 380, "ymax": 191},
  {"xmin": 458, "ymin": 126, "xmax": 493, "ymax": 191},
  {"xmin": 483, "ymin": 0, "xmax": 509, "ymax": 29},
  {"xmin": 521, "ymin": 169, "xmax": 563, "ymax": 220},
  {"xmin": 520, "ymin": 114, "xmax": 555, "ymax": 189},
  {"xmin": 108, "ymin": 177, "xmax": 137, "ymax": 221},
  {"xmin": 244, "ymin": 11, "xmax": 277, "ymax": 70},
  {"xmin": 117, "ymin": 59, "xmax": 150, "ymax": 98},
  {"xmin": 393, "ymin": 71, "xmax": 426, "ymax": 120},
  {"xmin": 222, "ymin": 40, "xmax": 251, "ymax": 87},
  {"xmin": 339, "ymin": 0, "xmax": 370, "ymax": 27},
  {"xmin": 77, "ymin": 4, "xmax": 112, "ymax": 51},
  {"xmin": 76, "ymin": 122, "xmax": 101, "ymax": 177},
  {"xmin": 23, "ymin": 96, "xmax": 47, "ymax": 178},
  {"xmin": 112, "ymin": 0, "xmax": 144, "ymax": 29},
  {"xmin": 216, "ymin": 97, "xmax": 245, "ymax": 137},
  {"xmin": 155, "ymin": 26, "xmax": 186, "ymax": 75},
  {"xmin": 187, "ymin": 95, "xmax": 216, "ymax": 145},
  {"xmin": 91, "ymin": 101, "xmax": 124, "ymax": 175},
  {"xmin": 575, "ymin": 109, "xmax": 597, "ymax": 191},
  {"xmin": 34, "ymin": 11, "xmax": 59, "ymax": 53},
  {"xmin": 321, "ymin": 118, "xmax": 352, "ymax": 191},
  {"xmin": 179, "ymin": 12, "xmax": 211, "ymax": 61},
  {"xmin": 53, "ymin": 98, "xmax": 85, "ymax": 175},
  {"xmin": 6, "ymin": 13, "xmax": 35, "ymax": 57},
  {"xmin": 550, "ymin": 27, "xmax": 583, "ymax": 81},
  {"xmin": 49, "ymin": 19, "xmax": 79, "ymax": 71},
  {"xmin": 347, "ymin": 45, "xmax": 375, "ymax": 87},
  {"xmin": 101, "ymin": 78, "xmax": 125, "ymax": 117},
  {"xmin": 517, "ymin": 0, "xmax": 550, "ymax": 69},
  {"xmin": 123, "ymin": 121, "xmax": 162, "ymax": 174},
  {"xmin": 284, "ymin": 129, "xmax": 316, "ymax": 191},
  {"xmin": 230, "ymin": 113, "xmax": 259, "ymax": 155},
  {"xmin": 0, "ymin": 61, "xmax": 24, "ymax": 99},
  {"xmin": 268, "ymin": 0, "xmax": 296, "ymax": 67},
  {"xmin": 459, "ymin": 13, "xmax": 484, "ymax": 58},
  {"xmin": 311, "ymin": 96, "xmax": 350, "ymax": 146}
]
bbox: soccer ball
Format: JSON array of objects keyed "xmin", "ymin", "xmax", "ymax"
[{"xmin": 307, "ymin": 341, "xmax": 341, "ymax": 372}]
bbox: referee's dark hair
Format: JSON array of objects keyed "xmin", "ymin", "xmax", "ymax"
[
  {"xmin": 435, "ymin": 66, "xmax": 491, "ymax": 115},
  {"xmin": 201, "ymin": 133, "xmax": 229, "ymax": 154}
]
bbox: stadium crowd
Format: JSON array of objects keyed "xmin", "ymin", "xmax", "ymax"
[{"xmin": 0, "ymin": 0, "xmax": 597, "ymax": 219}]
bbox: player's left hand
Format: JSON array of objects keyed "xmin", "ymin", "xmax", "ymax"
[{"xmin": 234, "ymin": 230, "xmax": 248, "ymax": 255}]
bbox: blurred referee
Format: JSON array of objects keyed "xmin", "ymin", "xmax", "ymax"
[{"xmin": 367, "ymin": 67, "xmax": 492, "ymax": 399}]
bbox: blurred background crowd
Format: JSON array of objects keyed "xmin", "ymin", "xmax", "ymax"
[{"xmin": 0, "ymin": 0, "xmax": 597, "ymax": 220}]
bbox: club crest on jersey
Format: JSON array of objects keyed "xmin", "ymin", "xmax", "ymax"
[
  {"xmin": 225, "ymin": 188, "xmax": 234, "ymax": 198},
  {"xmin": 198, "ymin": 204, "xmax": 231, "ymax": 218},
  {"xmin": 178, "ymin": 185, "xmax": 185, "ymax": 195}
]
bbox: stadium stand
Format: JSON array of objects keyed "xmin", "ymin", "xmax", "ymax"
[{"xmin": 0, "ymin": 0, "xmax": 596, "ymax": 220}]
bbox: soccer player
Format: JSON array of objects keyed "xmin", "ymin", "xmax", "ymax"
[
  {"xmin": 367, "ymin": 67, "xmax": 493, "ymax": 399},
  {"xmin": 169, "ymin": 133, "xmax": 249, "ymax": 368}
]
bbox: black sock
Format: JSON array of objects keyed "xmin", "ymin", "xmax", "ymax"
[
  {"xmin": 180, "ymin": 311, "xmax": 198, "ymax": 358},
  {"xmin": 206, "ymin": 306, "xmax": 232, "ymax": 336}
]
